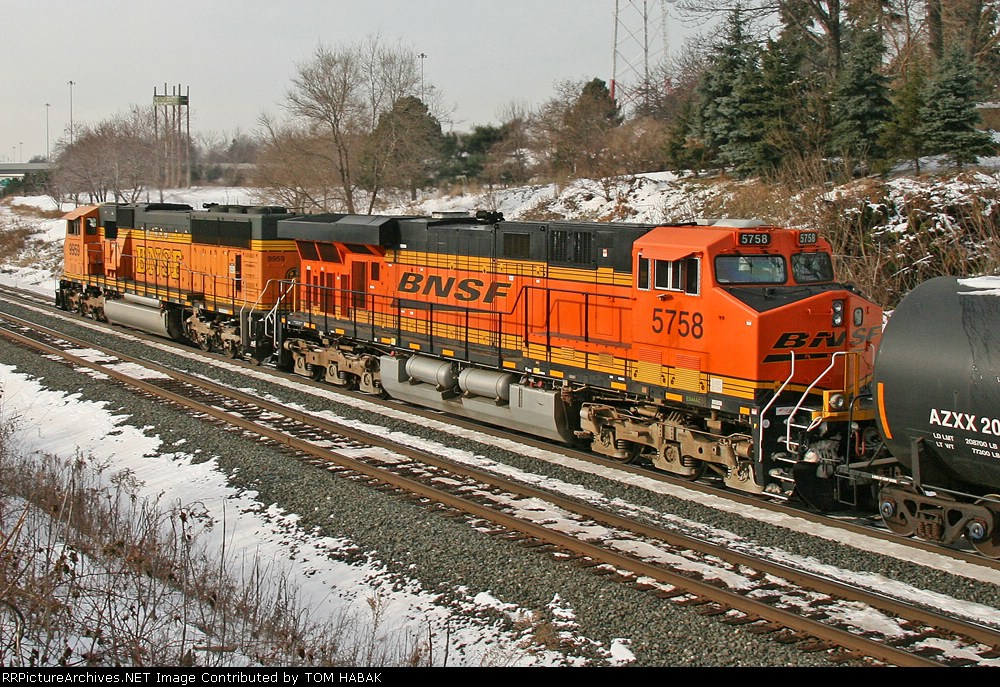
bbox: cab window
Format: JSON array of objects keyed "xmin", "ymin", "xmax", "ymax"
[
  {"xmin": 715, "ymin": 255, "xmax": 786, "ymax": 284},
  {"xmin": 791, "ymin": 252, "xmax": 834, "ymax": 283},
  {"xmin": 653, "ymin": 257, "xmax": 700, "ymax": 295}
]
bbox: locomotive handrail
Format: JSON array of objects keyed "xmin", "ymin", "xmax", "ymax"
[
  {"xmin": 757, "ymin": 351, "xmax": 796, "ymax": 460},
  {"xmin": 256, "ymin": 278, "xmax": 295, "ymax": 347},
  {"xmin": 785, "ymin": 351, "xmax": 846, "ymax": 452}
]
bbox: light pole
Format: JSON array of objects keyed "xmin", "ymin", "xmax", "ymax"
[
  {"xmin": 418, "ymin": 52, "xmax": 427, "ymax": 102},
  {"xmin": 45, "ymin": 103, "xmax": 50, "ymax": 160},
  {"xmin": 68, "ymin": 80, "xmax": 75, "ymax": 145},
  {"xmin": 19, "ymin": 142, "xmax": 22, "ymax": 163}
]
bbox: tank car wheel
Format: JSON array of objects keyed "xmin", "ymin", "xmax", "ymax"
[
  {"xmin": 970, "ymin": 496, "xmax": 1000, "ymax": 558},
  {"xmin": 877, "ymin": 491, "xmax": 915, "ymax": 537}
]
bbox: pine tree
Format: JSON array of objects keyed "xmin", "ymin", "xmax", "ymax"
[
  {"xmin": 697, "ymin": 7, "xmax": 760, "ymax": 170},
  {"xmin": 718, "ymin": 60, "xmax": 769, "ymax": 177},
  {"xmin": 754, "ymin": 37, "xmax": 808, "ymax": 176},
  {"xmin": 360, "ymin": 96, "xmax": 444, "ymax": 203},
  {"xmin": 664, "ymin": 97, "xmax": 705, "ymax": 172},
  {"xmin": 919, "ymin": 44, "xmax": 995, "ymax": 170},
  {"xmin": 881, "ymin": 61, "xmax": 928, "ymax": 174},
  {"xmin": 829, "ymin": 25, "xmax": 892, "ymax": 172}
]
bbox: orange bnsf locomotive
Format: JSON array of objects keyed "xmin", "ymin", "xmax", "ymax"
[
  {"xmin": 275, "ymin": 212, "xmax": 882, "ymax": 504},
  {"xmin": 58, "ymin": 202, "xmax": 298, "ymax": 360},
  {"xmin": 58, "ymin": 202, "xmax": 883, "ymax": 511}
]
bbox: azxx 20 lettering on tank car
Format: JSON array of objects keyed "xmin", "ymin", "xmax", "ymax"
[{"xmin": 58, "ymin": 206, "xmax": 886, "ymax": 536}]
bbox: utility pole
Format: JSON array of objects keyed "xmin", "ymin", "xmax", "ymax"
[
  {"xmin": 418, "ymin": 52, "xmax": 427, "ymax": 102},
  {"xmin": 68, "ymin": 80, "xmax": 75, "ymax": 145}
]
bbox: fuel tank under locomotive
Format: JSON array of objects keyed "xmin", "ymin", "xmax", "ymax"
[
  {"xmin": 103, "ymin": 295, "xmax": 185, "ymax": 341},
  {"xmin": 874, "ymin": 275, "xmax": 1000, "ymax": 493}
]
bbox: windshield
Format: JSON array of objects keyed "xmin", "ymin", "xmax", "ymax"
[
  {"xmin": 715, "ymin": 255, "xmax": 787, "ymax": 284},
  {"xmin": 791, "ymin": 252, "xmax": 834, "ymax": 283}
]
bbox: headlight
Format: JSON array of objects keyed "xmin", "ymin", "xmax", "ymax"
[
  {"xmin": 828, "ymin": 393, "xmax": 846, "ymax": 411},
  {"xmin": 832, "ymin": 300, "xmax": 844, "ymax": 326},
  {"xmin": 854, "ymin": 307, "xmax": 864, "ymax": 326}
]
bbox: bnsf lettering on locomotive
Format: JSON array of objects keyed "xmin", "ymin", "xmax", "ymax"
[
  {"xmin": 849, "ymin": 325, "xmax": 881, "ymax": 346},
  {"xmin": 397, "ymin": 272, "xmax": 511, "ymax": 304},
  {"xmin": 773, "ymin": 331, "xmax": 847, "ymax": 349},
  {"xmin": 135, "ymin": 246, "xmax": 182, "ymax": 279}
]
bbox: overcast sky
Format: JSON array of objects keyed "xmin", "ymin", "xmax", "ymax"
[{"xmin": 3, "ymin": 0, "xmax": 705, "ymax": 163}]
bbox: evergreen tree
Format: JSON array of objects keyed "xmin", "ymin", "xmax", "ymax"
[
  {"xmin": 717, "ymin": 59, "xmax": 769, "ymax": 177},
  {"xmin": 664, "ymin": 96, "xmax": 708, "ymax": 173},
  {"xmin": 552, "ymin": 78, "xmax": 623, "ymax": 176},
  {"xmin": 919, "ymin": 44, "xmax": 995, "ymax": 170},
  {"xmin": 829, "ymin": 25, "xmax": 892, "ymax": 172},
  {"xmin": 755, "ymin": 37, "xmax": 808, "ymax": 176},
  {"xmin": 437, "ymin": 125, "xmax": 504, "ymax": 184},
  {"xmin": 881, "ymin": 60, "xmax": 928, "ymax": 174},
  {"xmin": 698, "ymin": 6, "xmax": 760, "ymax": 169}
]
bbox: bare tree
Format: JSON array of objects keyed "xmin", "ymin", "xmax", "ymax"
[
  {"xmin": 254, "ymin": 115, "xmax": 345, "ymax": 212},
  {"xmin": 259, "ymin": 37, "xmax": 426, "ymax": 214},
  {"xmin": 481, "ymin": 101, "xmax": 534, "ymax": 187},
  {"xmin": 52, "ymin": 107, "xmax": 159, "ymax": 203}
]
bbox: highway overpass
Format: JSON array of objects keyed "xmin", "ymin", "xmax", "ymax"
[{"xmin": 0, "ymin": 163, "xmax": 51, "ymax": 177}]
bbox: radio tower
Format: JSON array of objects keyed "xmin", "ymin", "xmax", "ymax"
[{"xmin": 611, "ymin": 0, "xmax": 670, "ymax": 112}]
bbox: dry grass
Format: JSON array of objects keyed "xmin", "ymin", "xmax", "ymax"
[
  {"xmin": 0, "ymin": 198, "xmax": 65, "ymax": 221},
  {"xmin": 0, "ymin": 415, "xmax": 442, "ymax": 667}
]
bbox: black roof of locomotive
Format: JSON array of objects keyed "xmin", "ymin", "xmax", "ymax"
[
  {"xmin": 277, "ymin": 214, "xmax": 411, "ymax": 247},
  {"xmin": 97, "ymin": 202, "xmax": 298, "ymax": 243},
  {"xmin": 276, "ymin": 213, "xmax": 656, "ymax": 273}
]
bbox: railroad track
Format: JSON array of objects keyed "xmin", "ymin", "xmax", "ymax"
[
  {"xmin": 1, "ymin": 309, "xmax": 999, "ymax": 666},
  {"xmin": 5, "ymin": 283, "xmax": 996, "ymax": 576}
]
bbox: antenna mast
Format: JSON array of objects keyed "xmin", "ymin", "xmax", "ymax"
[{"xmin": 611, "ymin": 0, "xmax": 670, "ymax": 112}]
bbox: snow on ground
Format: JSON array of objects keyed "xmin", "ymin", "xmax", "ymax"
[{"xmin": 0, "ymin": 365, "xmax": 587, "ymax": 667}]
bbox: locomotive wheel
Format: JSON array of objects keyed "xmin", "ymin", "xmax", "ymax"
[
  {"xmin": 970, "ymin": 496, "xmax": 1000, "ymax": 558},
  {"xmin": 224, "ymin": 341, "xmax": 240, "ymax": 359},
  {"xmin": 610, "ymin": 440, "xmax": 639, "ymax": 464},
  {"xmin": 199, "ymin": 337, "xmax": 214, "ymax": 353},
  {"xmin": 681, "ymin": 456, "xmax": 706, "ymax": 481}
]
